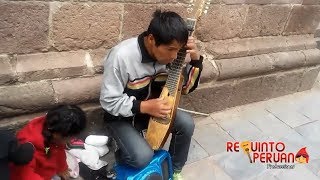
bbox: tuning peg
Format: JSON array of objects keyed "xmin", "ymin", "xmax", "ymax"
[
  {"xmin": 189, "ymin": 0, "xmax": 194, "ymax": 3},
  {"xmin": 203, "ymin": 10, "xmax": 208, "ymax": 14}
]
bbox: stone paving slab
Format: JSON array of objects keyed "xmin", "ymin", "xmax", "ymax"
[
  {"xmin": 214, "ymin": 114, "xmax": 265, "ymax": 141},
  {"xmin": 212, "ymin": 151, "xmax": 266, "ymax": 180},
  {"xmin": 181, "ymin": 156, "xmax": 232, "ymax": 180},
  {"xmin": 193, "ymin": 122, "xmax": 234, "ymax": 156},
  {"xmin": 279, "ymin": 131, "xmax": 320, "ymax": 161},
  {"xmin": 295, "ymin": 120, "xmax": 320, "ymax": 144},
  {"xmin": 275, "ymin": 164, "xmax": 319, "ymax": 180},
  {"xmin": 186, "ymin": 138, "xmax": 210, "ymax": 164},
  {"xmin": 163, "ymin": 135, "xmax": 209, "ymax": 165},
  {"xmin": 248, "ymin": 111, "xmax": 293, "ymax": 139},
  {"xmin": 307, "ymin": 159, "xmax": 320, "ymax": 177}
]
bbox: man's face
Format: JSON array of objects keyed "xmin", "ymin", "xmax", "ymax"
[{"xmin": 147, "ymin": 35, "xmax": 184, "ymax": 64}]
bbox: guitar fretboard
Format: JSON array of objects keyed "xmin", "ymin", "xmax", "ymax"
[{"xmin": 165, "ymin": 49, "xmax": 187, "ymax": 95}]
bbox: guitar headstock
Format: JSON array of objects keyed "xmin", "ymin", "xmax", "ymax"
[{"xmin": 186, "ymin": 0, "xmax": 211, "ymax": 33}]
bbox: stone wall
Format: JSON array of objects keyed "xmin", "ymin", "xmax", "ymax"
[{"xmin": 1, "ymin": 0, "xmax": 320, "ymax": 129}]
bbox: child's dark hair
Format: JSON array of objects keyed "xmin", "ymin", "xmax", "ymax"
[
  {"xmin": 147, "ymin": 10, "xmax": 188, "ymax": 46},
  {"xmin": 42, "ymin": 105, "xmax": 86, "ymax": 148}
]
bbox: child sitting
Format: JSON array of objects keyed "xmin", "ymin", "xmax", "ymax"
[{"xmin": 10, "ymin": 105, "xmax": 87, "ymax": 180}]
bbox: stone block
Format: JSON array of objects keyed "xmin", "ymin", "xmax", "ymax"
[
  {"xmin": 200, "ymin": 59, "xmax": 219, "ymax": 83},
  {"xmin": 267, "ymin": 69, "xmax": 305, "ymax": 97},
  {"xmin": 299, "ymin": 65, "xmax": 320, "ymax": 91},
  {"xmin": 316, "ymin": 37, "xmax": 320, "ymax": 49},
  {"xmin": 0, "ymin": 103, "xmax": 105, "ymax": 133},
  {"xmin": 247, "ymin": 36, "xmax": 288, "ymax": 56},
  {"xmin": 223, "ymin": 0, "xmax": 302, "ymax": 4},
  {"xmin": 0, "ymin": 81, "xmax": 55, "ymax": 118},
  {"xmin": 216, "ymin": 55, "xmax": 274, "ymax": 80},
  {"xmin": 206, "ymin": 35, "xmax": 315, "ymax": 60},
  {"xmin": 52, "ymin": 3, "xmax": 122, "ymax": 51},
  {"xmin": 230, "ymin": 76, "xmax": 268, "ymax": 107},
  {"xmin": 0, "ymin": 112, "xmax": 45, "ymax": 131},
  {"xmin": 0, "ymin": 55, "xmax": 16, "ymax": 85},
  {"xmin": 16, "ymin": 51, "xmax": 88, "ymax": 82},
  {"xmin": 315, "ymin": 25, "xmax": 320, "ymax": 37},
  {"xmin": 79, "ymin": 103, "xmax": 106, "ymax": 135},
  {"xmin": 52, "ymin": 76, "xmax": 102, "ymax": 104},
  {"xmin": 196, "ymin": 5, "xmax": 248, "ymax": 41},
  {"xmin": 90, "ymin": 48, "xmax": 109, "ymax": 74},
  {"xmin": 186, "ymin": 81, "xmax": 235, "ymax": 113},
  {"xmin": 269, "ymin": 51, "xmax": 305, "ymax": 70},
  {"xmin": 302, "ymin": 0, "xmax": 320, "ymax": 5},
  {"xmin": 122, "ymin": 4, "xmax": 160, "ymax": 39},
  {"xmin": 160, "ymin": 4, "xmax": 188, "ymax": 18},
  {"xmin": 205, "ymin": 39, "xmax": 249, "ymax": 59},
  {"xmin": 283, "ymin": 5, "xmax": 320, "ymax": 35},
  {"xmin": 286, "ymin": 34, "xmax": 317, "ymax": 51},
  {"xmin": 0, "ymin": 2, "xmax": 49, "ymax": 54},
  {"xmin": 302, "ymin": 49, "xmax": 320, "ymax": 66},
  {"xmin": 240, "ymin": 5, "xmax": 291, "ymax": 38}
]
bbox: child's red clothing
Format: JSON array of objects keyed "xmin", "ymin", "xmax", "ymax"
[{"xmin": 10, "ymin": 116, "xmax": 68, "ymax": 180}]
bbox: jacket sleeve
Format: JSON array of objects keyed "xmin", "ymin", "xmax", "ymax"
[
  {"xmin": 100, "ymin": 50, "xmax": 138, "ymax": 117},
  {"xmin": 10, "ymin": 159, "xmax": 44, "ymax": 180},
  {"xmin": 182, "ymin": 55, "xmax": 204, "ymax": 94}
]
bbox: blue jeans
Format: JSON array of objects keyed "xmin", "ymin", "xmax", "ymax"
[{"xmin": 104, "ymin": 110, "xmax": 195, "ymax": 171}]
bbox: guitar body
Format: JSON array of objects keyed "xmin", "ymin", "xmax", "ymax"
[{"xmin": 146, "ymin": 76, "xmax": 184, "ymax": 150}]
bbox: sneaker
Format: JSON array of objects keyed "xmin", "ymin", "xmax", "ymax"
[
  {"xmin": 66, "ymin": 137, "xmax": 85, "ymax": 150},
  {"xmin": 173, "ymin": 172, "xmax": 183, "ymax": 180}
]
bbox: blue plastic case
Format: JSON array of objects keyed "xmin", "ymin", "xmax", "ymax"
[{"xmin": 115, "ymin": 150, "xmax": 173, "ymax": 180}]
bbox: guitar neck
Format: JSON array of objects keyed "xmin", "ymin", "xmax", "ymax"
[
  {"xmin": 164, "ymin": 18, "xmax": 197, "ymax": 96},
  {"xmin": 165, "ymin": 49, "xmax": 187, "ymax": 95}
]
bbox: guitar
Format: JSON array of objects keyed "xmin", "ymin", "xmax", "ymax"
[
  {"xmin": 240, "ymin": 141, "xmax": 253, "ymax": 163},
  {"xmin": 145, "ymin": 0, "xmax": 211, "ymax": 150}
]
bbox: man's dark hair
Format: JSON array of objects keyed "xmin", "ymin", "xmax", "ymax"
[
  {"xmin": 42, "ymin": 105, "xmax": 86, "ymax": 147},
  {"xmin": 147, "ymin": 10, "xmax": 188, "ymax": 46}
]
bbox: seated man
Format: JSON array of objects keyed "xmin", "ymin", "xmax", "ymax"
[{"xmin": 100, "ymin": 10, "xmax": 203, "ymax": 180}]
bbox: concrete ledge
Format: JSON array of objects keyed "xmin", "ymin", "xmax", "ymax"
[
  {"xmin": 0, "ymin": 103, "xmax": 105, "ymax": 134},
  {"xmin": 269, "ymin": 51, "xmax": 305, "ymax": 70},
  {"xmin": 303, "ymin": 0, "xmax": 320, "ymax": 5},
  {"xmin": 205, "ymin": 35, "xmax": 316, "ymax": 60},
  {"xmin": 222, "ymin": 0, "xmax": 302, "ymax": 4},
  {"xmin": 216, "ymin": 54, "xmax": 274, "ymax": 80},
  {"xmin": 315, "ymin": 26, "xmax": 320, "ymax": 37},
  {"xmin": 216, "ymin": 49, "xmax": 320, "ymax": 80},
  {"xmin": 183, "ymin": 66, "xmax": 319, "ymax": 113},
  {"xmin": 16, "ymin": 51, "xmax": 88, "ymax": 82},
  {"xmin": 1, "ymin": 65, "xmax": 319, "ymax": 128},
  {"xmin": 89, "ymin": 48, "xmax": 109, "ymax": 74},
  {"xmin": 299, "ymin": 66, "xmax": 320, "ymax": 91},
  {"xmin": 0, "ymin": 81, "xmax": 55, "ymax": 118},
  {"xmin": 200, "ymin": 59, "xmax": 219, "ymax": 83},
  {"xmin": 0, "ymin": 55, "xmax": 16, "ymax": 85},
  {"xmin": 52, "ymin": 75, "xmax": 102, "ymax": 105},
  {"xmin": 316, "ymin": 37, "xmax": 320, "ymax": 49},
  {"xmin": 303, "ymin": 49, "xmax": 320, "ymax": 65}
]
